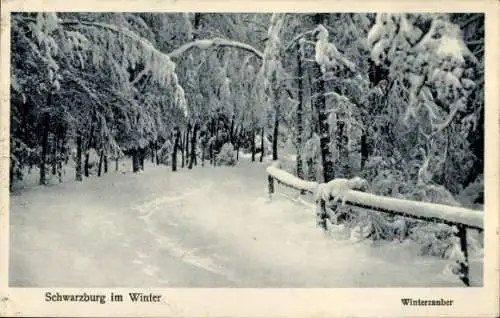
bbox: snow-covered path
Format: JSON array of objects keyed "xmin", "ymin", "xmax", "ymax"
[{"xmin": 9, "ymin": 158, "xmax": 482, "ymax": 287}]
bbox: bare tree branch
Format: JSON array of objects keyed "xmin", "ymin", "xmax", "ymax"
[
  {"xmin": 465, "ymin": 39, "xmax": 484, "ymax": 46},
  {"xmin": 130, "ymin": 68, "xmax": 149, "ymax": 86}
]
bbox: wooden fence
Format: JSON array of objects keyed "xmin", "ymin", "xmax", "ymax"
[{"xmin": 266, "ymin": 162, "xmax": 484, "ymax": 286}]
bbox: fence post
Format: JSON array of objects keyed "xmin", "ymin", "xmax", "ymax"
[
  {"xmin": 456, "ymin": 224, "xmax": 470, "ymax": 286},
  {"xmin": 268, "ymin": 175, "xmax": 275, "ymax": 198}
]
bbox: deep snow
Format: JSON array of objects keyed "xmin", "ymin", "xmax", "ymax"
[{"xmin": 9, "ymin": 156, "xmax": 483, "ymax": 287}]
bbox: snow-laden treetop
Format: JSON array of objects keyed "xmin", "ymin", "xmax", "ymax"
[
  {"xmin": 314, "ymin": 24, "xmax": 356, "ymax": 74},
  {"xmin": 367, "ymin": 13, "xmax": 478, "ymax": 132}
]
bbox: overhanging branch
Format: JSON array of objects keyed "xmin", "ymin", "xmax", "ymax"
[
  {"xmin": 60, "ymin": 18, "xmax": 265, "ymax": 61},
  {"xmin": 167, "ymin": 38, "xmax": 264, "ymax": 60},
  {"xmin": 15, "ymin": 15, "xmax": 265, "ymax": 84}
]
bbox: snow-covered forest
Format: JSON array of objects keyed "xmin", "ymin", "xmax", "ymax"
[{"xmin": 9, "ymin": 12, "xmax": 484, "ymax": 287}]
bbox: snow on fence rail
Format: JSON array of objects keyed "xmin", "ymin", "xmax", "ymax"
[{"xmin": 266, "ymin": 161, "xmax": 484, "ymax": 286}]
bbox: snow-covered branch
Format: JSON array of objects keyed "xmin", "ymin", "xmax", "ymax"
[
  {"xmin": 167, "ymin": 38, "xmax": 264, "ymax": 60},
  {"xmin": 16, "ymin": 16, "xmax": 264, "ymax": 82},
  {"xmin": 15, "ymin": 16, "xmax": 180, "ymax": 90},
  {"xmin": 59, "ymin": 19, "xmax": 265, "ymax": 60},
  {"xmin": 59, "ymin": 19, "xmax": 162, "ymax": 56},
  {"xmin": 130, "ymin": 68, "xmax": 149, "ymax": 86},
  {"xmin": 314, "ymin": 25, "xmax": 356, "ymax": 73},
  {"xmin": 284, "ymin": 30, "xmax": 314, "ymax": 52}
]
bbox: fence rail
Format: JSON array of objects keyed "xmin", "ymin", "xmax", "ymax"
[{"xmin": 266, "ymin": 161, "xmax": 484, "ymax": 287}]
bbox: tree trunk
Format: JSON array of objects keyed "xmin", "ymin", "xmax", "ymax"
[
  {"xmin": 172, "ymin": 130, "xmax": 180, "ymax": 172},
  {"xmin": 236, "ymin": 133, "xmax": 240, "ymax": 161},
  {"xmin": 51, "ymin": 125, "xmax": 60, "ymax": 176},
  {"xmin": 211, "ymin": 117, "xmax": 216, "ymax": 137},
  {"xmin": 57, "ymin": 152, "xmax": 63, "ymax": 182},
  {"xmin": 271, "ymin": 69, "xmax": 280, "ymax": 162},
  {"xmin": 150, "ymin": 147, "xmax": 154, "ymax": 163},
  {"xmin": 230, "ymin": 116, "xmax": 235, "ymax": 144},
  {"xmin": 209, "ymin": 121, "xmax": 215, "ymax": 165},
  {"xmin": 251, "ymin": 129, "xmax": 256, "ymax": 162},
  {"xmin": 39, "ymin": 92, "xmax": 52, "ymax": 185},
  {"xmin": 307, "ymin": 65, "xmax": 318, "ymax": 135},
  {"xmin": 272, "ymin": 103, "xmax": 279, "ymax": 161},
  {"xmin": 209, "ymin": 144, "xmax": 213, "ymax": 165},
  {"xmin": 296, "ymin": 41, "xmax": 304, "ymax": 179},
  {"xmin": 193, "ymin": 13, "xmax": 202, "ymax": 39},
  {"xmin": 139, "ymin": 147, "xmax": 145, "ymax": 170},
  {"xmin": 188, "ymin": 124, "xmax": 198, "ymax": 169},
  {"xmin": 307, "ymin": 157, "xmax": 315, "ymax": 181},
  {"xmin": 104, "ymin": 154, "xmax": 108, "ymax": 173},
  {"xmin": 259, "ymin": 128, "xmax": 265, "ymax": 162},
  {"xmin": 360, "ymin": 132, "xmax": 368, "ymax": 170},
  {"xmin": 84, "ymin": 121, "xmax": 95, "ymax": 178},
  {"xmin": 213, "ymin": 124, "xmax": 219, "ymax": 166},
  {"xmin": 39, "ymin": 111, "xmax": 50, "ymax": 185},
  {"xmin": 58, "ymin": 128, "xmax": 65, "ymax": 182},
  {"xmin": 336, "ymin": 120, "xmax": 350, "ymax": 178},
  {"xmin": 194, "ymin": 145, "xmax": 198, "ymax": 166},
  {"xmin": 98, "ymin": 149, "xmax": 104, "ymax": 177},
  {"xmin": 75, "ymin": 133, "xmax": 83, "ymax": 181},
  {"xmin": 310, "ymin": 13, "xmax": 334, "ymax": 183},
  {"xmin": 132, "ymin": 149, "xmax": 140, "ymax": 173},
  {"xmin": 63, "ymin": 133, "xmax": 69, "ymax": 165},
  {"xmin": 215, "ymin": 120, "xmax": 219, "ymax": 152},
  {"xmin": 235, "ymin": 126, "xmax": 242, "ymax": 161},
  {"xmin": 187, "ymin": 128, "xmax": 191, "ymax": 167},
  {"xmin": 115, "ymin": 157, "xmax": 119, "ymax": 172},
  {"xmin": 51, "ymin": 132, "xmax": 57, "ymax": 175},
  {"xmin": 84, "ymin": 152, "xmax": 90, "ymax": 177},
  {"xmin": 155, "ymin": 141, "xmax": 159, "ymax": 165},
  {"xmin": 312, "ymin": 59, "xmax": 334, "ymax": 181},
  {"xmin": 181, "ymin": 132, "xmax": 185, "ymax": 168},
  {"xmin": 201, "ymin": 139, "xmax": 205, "ymax": 167}
]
